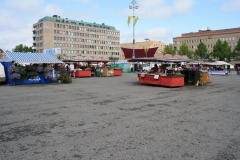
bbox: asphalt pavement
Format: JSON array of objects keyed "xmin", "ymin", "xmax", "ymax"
[{"xmin": 0, "ymin": 72, "xmax": 240, "ymax": 160}]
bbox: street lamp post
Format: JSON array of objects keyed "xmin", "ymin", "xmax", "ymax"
[{"xmin": 129, "ymin": 0, "xmax": 139, "ymax": 59}]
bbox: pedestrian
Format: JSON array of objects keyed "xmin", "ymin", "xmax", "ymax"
[
  {"xmin": 65, "ymin": 62, "xmax": 70, "ymax": 77},
  {"xmin": 54, "ymin": 63, "xmax": 59, "ymax": 80},
  {"xmin": 70, "ymin": 63, "xmax": 76, "ymax": 79}
]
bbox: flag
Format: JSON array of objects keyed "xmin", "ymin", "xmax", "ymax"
[
  {"xmin": 128, "ymin": 16, "xmax": 131, "ymax": 28},
  {"xmin": 144, "ymin": 46, "xmax": 149, "ymax": 55},
  {"xmin": 134, "ymin": 16, "xmax": 139, "ymax": 27}
]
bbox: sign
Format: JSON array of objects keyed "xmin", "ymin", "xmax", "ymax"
[{"xmin": 44, "ymin": 48, "xmax": 61, "ymax": 55}]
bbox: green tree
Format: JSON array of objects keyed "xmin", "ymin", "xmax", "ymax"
[
  {"xmin": 211, "ymin": 40, "xmax": 231, "ymax": 61},
  {"xmin": 12, "ymin": 44, "xmax": 33, "ymax": 52},
  {"xmin": 178, "ymin": 43, "xmax": 193, "ymax": 59},
  {"xmin": 194, "ymin": 42, "xmax": 208, "ymax": 59},
  {"xmin": 163, "ymin": 45, "xmax": 176, "ymax": 56},
  {"xmin": 233, "ymin": 39, "xmax": 240, "ymax": 59}
]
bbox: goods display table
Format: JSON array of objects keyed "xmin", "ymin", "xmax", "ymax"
[
  {"xmin": 113, "ymin": 69, "xmax": 122, "ymax": 76},
  {"xmin": 208, "ymin": 70, "xmax": 227, "ymax": 75},
  {"xmin": 201, "ymin": 71, "xmax": 211, "ymax": 84},
  {"xmin": 13, "ymin": 75, "xmax": 52, "ymax": 85},
  {"xmin": 138, "ymin": 73, "xmax": 184, "ymax": 87},
  {"xmin": 75, "ymin": 70, "xmax": 91, "ymax": 77}
]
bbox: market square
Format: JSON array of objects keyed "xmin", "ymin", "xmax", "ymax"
[{"xmin": 0, "ymin": 72, "xmax": 240, "ymax": 159}]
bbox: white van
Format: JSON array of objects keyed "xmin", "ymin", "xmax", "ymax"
[{"xmin": 0, "ymin": 63, "xmax": 6, "ymax": 83}]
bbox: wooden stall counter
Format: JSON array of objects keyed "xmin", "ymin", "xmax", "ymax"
[
  {"xmin": 75, "ymin": 70, "xmax": 91, "ymax": 77},
  {"xmin": 160, "ymin": 76, "xmax": 184, "ymax": 87},
  {"xmin": 138, "ymin": 73, "xmax": 184, "ymax": 87},
  {"xmin": 113, "ymin": 69, "xmax": 122, "ymax": 76}
]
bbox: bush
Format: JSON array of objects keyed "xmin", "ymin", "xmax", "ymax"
[
  {"xmin": 57, "ymin": 65, "xmax": 72, "ymax": 84},
  {"xmin": 63, "ymin": 77, "xmax": 72, "ymax": 84}
]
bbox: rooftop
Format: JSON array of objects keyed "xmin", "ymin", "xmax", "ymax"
[{"xmin": 37, "ymin": 15, "xmax": 116, "ymax": 30}]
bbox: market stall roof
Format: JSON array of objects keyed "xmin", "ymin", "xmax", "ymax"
[
  {"xmin": 121, "ymin": 47, "xmax": 158, "ymax": 59},
  {"xmin": 1, "ymin": 51, "xmax": 63, "ymax": 63},
  {"xmin": 128, "ymin": 57, "xmax": 189, "ymax": 62},
  {"xmin": 62, "ymin": 59, "xmax": 111, "ymax": 63},
  {"xmin": 206, "ymin": 61, "xmax": 232, "ymax": 66}
]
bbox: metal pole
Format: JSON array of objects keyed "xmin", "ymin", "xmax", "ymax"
[
  {"xmin": 129, "ymin": 0, "xmax": 138, "ymax": 59},
  {"xmin": 132, "ymin": 5, "xmax": 135, "ymax": 59}
]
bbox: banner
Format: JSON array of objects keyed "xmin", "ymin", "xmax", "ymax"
[
  {"xmin": 128, "ymin": 16, "xmax": 132, "ymax": 28},
  {"xmin": 144, "ymin": 46, "xmax": 149, "ymax": 55},
  {"xmin": 134, "ymin": 16, "xmax": 139, "ymax": 27}
]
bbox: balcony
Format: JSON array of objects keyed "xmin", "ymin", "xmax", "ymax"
[
  {"xmin": 32, "ymin": 46, "xmax": 36, "ymax": 49},
  {"xmin": 32, "ymin": 35, "xmax": 36, "ymax": 38}
]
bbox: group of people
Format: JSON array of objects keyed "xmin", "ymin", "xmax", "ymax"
[{"xmin": 138, "ymin": 64, "xmax": 162, "ymax": 73}]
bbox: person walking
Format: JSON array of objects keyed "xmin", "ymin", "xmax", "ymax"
[
  {"xmin": 54, "ymin": 63, "xmax": 59, "ymax": 80},
  {"xmin": 70, "ymin": 63, "xmax": 76, "ymax": 78},
  {"xmin": 65, "ymin": 62, "xmax": 70, "ymax": 77}
]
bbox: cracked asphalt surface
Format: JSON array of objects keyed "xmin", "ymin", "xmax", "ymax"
[{"xmin": 0, "ymin": 72, "xmax": 240, "ymax": 160}]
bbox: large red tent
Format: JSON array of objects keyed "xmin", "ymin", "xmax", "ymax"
[{"xmin": 121, "ymin": 47, "xmax": 158, "ymax": 59}]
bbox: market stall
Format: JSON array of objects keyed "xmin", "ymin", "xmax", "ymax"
[
  {"xmin": 138, "ymin": 73, "xmax": 184, "ymax": 87},
  {"xmin": 1, "ymin": 51, "xmax": 63, "ymax": 86},
  {"xmin": 63, "ymin": 57, "xmax": 114, "ymax": 78},
  {"xmin": 187, "ymin": 60, "xmax": 233, "ymax": 75},
  {"xmin": 113, "ymin": 69, "xmax": 122, "ymax": 76},
  {"xmin": 129, "ymin": 57, "xmax": 188, "ymax": 87}
]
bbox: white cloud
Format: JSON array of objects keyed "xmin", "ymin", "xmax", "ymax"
[
  {"xmin": 125, "ymin": 0, "xmax": 195, "ymax": 19},
  {"xmin": 70, "ymin": 0, "xmax": 92, "ymax": 2},
  {"xmin": 121, "ymin": 28, "xmax": 174, "ymax": 45},
  {"xmin": 4, "ymin": 0, "xmax": 44, "ymax": 13},
  {"xmin": 221, "ymin": 0, "xmax": 240, "ymax": 12},
  {"xmin": 0, "ymin": 0, "xmax": 63, "ymax": 51},
  {"xmin": 0, "ymin": 27, "xmax": 33, "ymax": 51},
  {"xmin": 43, "ymin": 4, "xmax": 63, "ymax": 16}
]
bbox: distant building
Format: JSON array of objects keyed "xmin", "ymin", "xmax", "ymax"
[
  {"xmin": 120, "ymin": 40, "xmax": 166, "ymax": 59},
  {"xmin": 173, "ymin": 27, "xmax": 240, "ymax": 54},
  {"xmin": 33, "ymin": 15, "xmax": 120, "ymax": 59}
]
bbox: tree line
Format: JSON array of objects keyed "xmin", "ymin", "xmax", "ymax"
[
  {"xmin": 163, "ymin": 39, "xmax": 240, "ymax": 62},
  {"xmin": 12, "ymin": 44, "xmax": 33, "ymax": 52},
  {"xmin": 11, "ymin": 39, "xmax": 240, "ymax": 62}
]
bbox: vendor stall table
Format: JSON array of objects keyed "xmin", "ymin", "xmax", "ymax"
[
  {"xmin": 202, "ymin": 71, "xmax": 211, "ymax": 84},
  {"xmin": 75, "ymin": 70, "xmax": 91, "ymax": 77},
  {"xmin": 208, "ymin": 70, "xmax": 227, "ymax": 75},
  {"xmin": 138, "ymin": 73, "xmax": 184, "ymax": 87},
  {"xmin": 113, "ymin": 69, "xmax": 122, "ymax": 76}
]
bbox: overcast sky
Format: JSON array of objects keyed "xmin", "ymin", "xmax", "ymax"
[{"xmin": 0, "ymin": 0, "xmax": 240, "ymax": 51}]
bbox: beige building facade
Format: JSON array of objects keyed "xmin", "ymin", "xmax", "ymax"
[
  {"xmin": 120, "ymin": 40, "xmax": 165, "ymax": 59},
  {"xmin": 33, "ymin": 15, "xmax": 120, "ymax": 59},
  {"xmin": 173, "ymin": 27, "xmax": 240, "ymax": 54}
]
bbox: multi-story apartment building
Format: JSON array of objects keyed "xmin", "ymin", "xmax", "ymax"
[
  {"xmin": 33, "ymin": 15, "xmax": 120, "ymax": 59},
  {"xmin": 120, "ymin": 40, "xmax": 166, "ymax": 59},
  {"xmin": 173, "ymin": 27, "xmax": 240, "ymax": 54}
]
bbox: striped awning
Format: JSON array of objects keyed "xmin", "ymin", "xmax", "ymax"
[{"xmin": 1, "ymin": 52, "xmax": 63, "ymax": 63}]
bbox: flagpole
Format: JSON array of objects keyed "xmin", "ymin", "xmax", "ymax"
[{"xmin": 129, "ymin": 0, "xmax": 139, "ymax": 59}]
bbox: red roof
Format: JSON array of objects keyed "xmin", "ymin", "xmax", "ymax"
[{"xmin": 121, "ymin": 47, "xmax": 158, "ymax": 59}]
